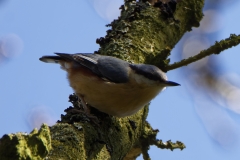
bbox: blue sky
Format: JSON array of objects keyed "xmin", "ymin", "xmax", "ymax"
[{"xmin": 0, "ymin": 0, "xmax": 240, "ymax": 159}]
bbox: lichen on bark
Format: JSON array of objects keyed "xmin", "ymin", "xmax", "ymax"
[
  {"xmin": 0, "ymin": 124, "xmax": 51, "ymax": 160},
  {"xmin": 97, "ymin": 0, "xmax": 204, "ymax": 70}
]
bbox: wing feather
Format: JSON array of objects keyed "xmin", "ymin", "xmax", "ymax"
[{"xmin": 55, "ymin": 53, "xmax": 130, "ymax": 83}]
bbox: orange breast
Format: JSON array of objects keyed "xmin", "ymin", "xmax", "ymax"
[{"xmin": 66, "ymin": 65, "xmax": 164, "ymax": 117}]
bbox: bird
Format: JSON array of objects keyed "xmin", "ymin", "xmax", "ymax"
[{"xmin": 39, "ymin": 53, "xmax": 180, "ymax": 117}]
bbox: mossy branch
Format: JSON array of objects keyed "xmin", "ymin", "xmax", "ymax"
[
  {"xmin": 0, "ymin": 124, "xmax": 51, "ymax": 160},
  {"xmin": 153, "ymin": 140, "xmax": 186, "ymax": 151},
  {"xmin": 166, "ymin": 34, "xmax": 240, "ymax": 71}
]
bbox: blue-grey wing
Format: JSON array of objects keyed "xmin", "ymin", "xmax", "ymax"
[{"xmin": 55, "ymin": 53, "xmax": 130, "ymax": 83}]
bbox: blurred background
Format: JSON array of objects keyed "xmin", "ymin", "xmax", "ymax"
[{"xmin": 0, "ymin": 0, "xmax": 240, "ymax": 159}]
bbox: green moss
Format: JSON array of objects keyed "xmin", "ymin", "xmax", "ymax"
[
  {"xmin": 45, "ymin": 105, "xmax": 148, "ymax": 160},
  {"xmin": 97, "ymin": 1, "xmax": 204, "ymax": 70},
  {"xmin": 0, "ymin": 124, "xmax": 51, "ymax": 160}
]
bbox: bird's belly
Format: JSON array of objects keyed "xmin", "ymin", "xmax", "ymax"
[{"xmin": 68, "ymin": 70, "xmax": 163, "ymax": 117}]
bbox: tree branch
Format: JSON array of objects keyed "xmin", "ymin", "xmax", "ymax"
[{"xmin": 166, "ymin": 34, "xmax": 240, "ymax": 71}]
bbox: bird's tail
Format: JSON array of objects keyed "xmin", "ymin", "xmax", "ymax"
[
  {"xmin": 39, "ymin": 53, "xmax": 74, "ymax": 64},
  {"xmin": 39, "ymin": 55, "xmax": 64, "ymax": 64}
]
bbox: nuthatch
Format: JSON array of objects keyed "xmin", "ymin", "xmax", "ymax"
[{"xmin": 39, "ymin": 53, "xmax": 180, "ymax": 117}]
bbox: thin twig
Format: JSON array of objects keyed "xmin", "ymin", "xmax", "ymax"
[
  {"xmin": 152, "ymin": 139, "xmax": 186, "ymax": 151},
  {"xmin": 166, "ymin": 34, "xmax": 240, "ymax": 71}
]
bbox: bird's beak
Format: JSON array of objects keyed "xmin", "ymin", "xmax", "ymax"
[{"xmin": 164, "ymin": 81, "xmax": 180, "ymax": 86}]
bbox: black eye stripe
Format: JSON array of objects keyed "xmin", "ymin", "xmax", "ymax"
[{"xmin": 129, "ymin": 64, "xmax": 166, "ymax": 82}]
